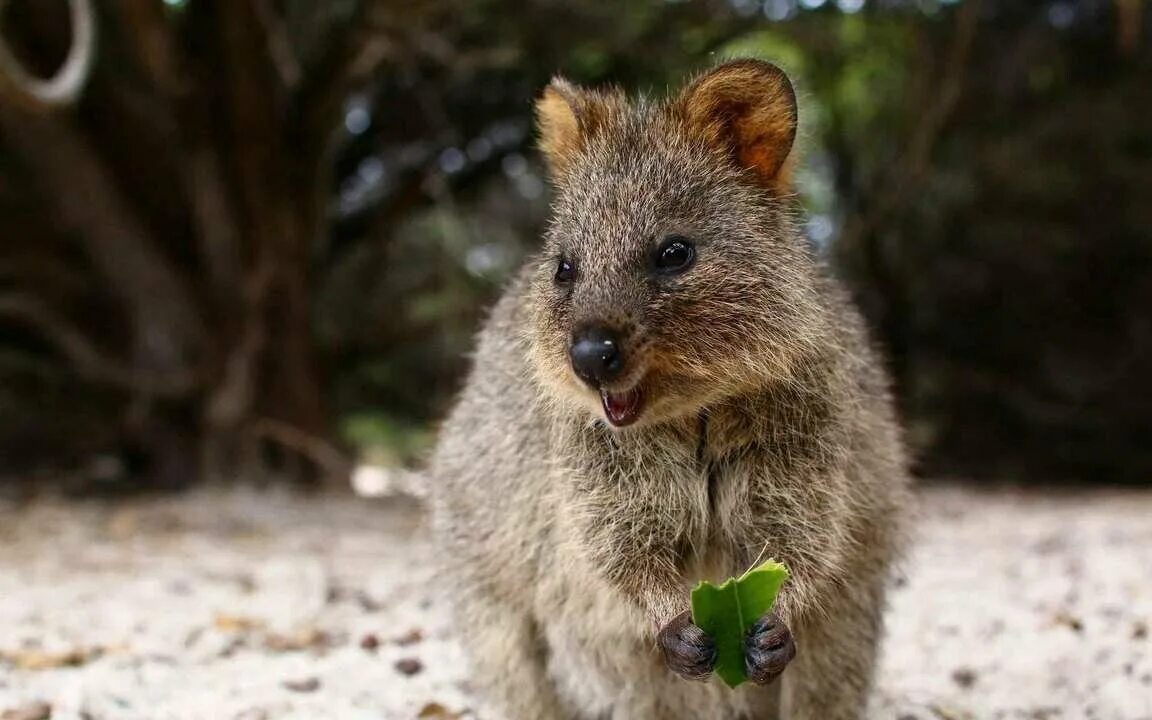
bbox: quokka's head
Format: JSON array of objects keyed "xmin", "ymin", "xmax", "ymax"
[{"xmin": 526, "ymin": 60, "xmax": 828, "ymax": 430}]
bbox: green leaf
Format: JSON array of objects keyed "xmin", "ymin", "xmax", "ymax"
[{"xmin": 690, "ymin": 559, "xmax": 790, "ymax": 688}]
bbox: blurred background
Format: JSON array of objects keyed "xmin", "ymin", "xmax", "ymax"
[
  {"xmin": 2, "ymin": 3, "xmax": 1151, "ymax": 718},
  {"xmin": 1, "ymin": 0, "xmax": 1149, "ymax": 494}
]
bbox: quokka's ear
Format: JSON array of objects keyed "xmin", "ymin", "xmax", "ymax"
[
  {"xmin": 678, "ymin": 59, "xmax": 798, "ymax": 191},
  {"xmin": 535, "ymin": 77, "xmax": 614, "ymax": 179}
]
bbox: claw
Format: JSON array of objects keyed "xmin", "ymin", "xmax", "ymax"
[
  {"xmin": 658, "ymin": 610, "xmax": 717, "ymax": 681},
  {"xmin": 744, "ymin": 611, "xmax": 796, "ymax": 685}
]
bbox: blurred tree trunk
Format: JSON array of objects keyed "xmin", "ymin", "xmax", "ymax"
[
  {"xmin": 0, "ymin": 0, "xmax": 752, "ymax": 489},
  {"xmin": 0, "ymin": 0, "xmax": 370, "ymax": 486}
]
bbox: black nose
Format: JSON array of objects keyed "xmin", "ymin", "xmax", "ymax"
[{"xmin": 569, "ymin": 326, "xmax": 624, "ymax": 386}]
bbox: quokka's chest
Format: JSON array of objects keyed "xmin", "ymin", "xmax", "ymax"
[{"xmin": 567, "ymin": 450, "xmax": 767, "ymax": 557}]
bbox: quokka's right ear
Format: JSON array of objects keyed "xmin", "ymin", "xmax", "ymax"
[
  {"xmin": 535, "ymin": 77, "xmax": 615, "ymax": 179},
  {"xmin": 678, "ymin": 59, "xmax": 798, "ymax": 192}
]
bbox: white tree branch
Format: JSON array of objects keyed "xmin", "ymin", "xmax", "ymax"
[{"xmin": 0, "ymin": 0, "xmax": 96, "ymax": 108}]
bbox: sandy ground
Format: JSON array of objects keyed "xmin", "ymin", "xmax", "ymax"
[{"xmin": 0, "ymin": 482, "xmax": 1149, "ymax": 720}]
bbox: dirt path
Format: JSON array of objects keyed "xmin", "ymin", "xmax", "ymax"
[{"xmin": 0, "ymin": 483, "xmax": 1149, "ymax": 720}]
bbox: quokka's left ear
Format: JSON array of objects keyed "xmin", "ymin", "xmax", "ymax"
[
  {"xmin": 535, "ymin": 77, "xmax": 618, "ymax": 181},
  {"xmin": 677, "ymin": 59, "xmax": 798, "ymax": 192}
]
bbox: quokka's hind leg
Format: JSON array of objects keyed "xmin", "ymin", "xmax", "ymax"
[
  {"xmin": 456, "ymin": 590, "xmax": 573, "ymax": 720},
  {"xmin": 780, "ymin": 568, "xmax": 888, "ymax": 720}
]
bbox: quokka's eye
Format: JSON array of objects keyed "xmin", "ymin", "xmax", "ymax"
[
  {"xmin": 653, "ymin": 235, "xmax": 696, "ymax": 275},
  {"xmin": 554, "ymin": 257, "xmax": 576, "ymax": 284}
]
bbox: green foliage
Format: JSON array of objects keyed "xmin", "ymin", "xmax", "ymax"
[
  {"xmin": 339, "ymin": 412, "xmax": 433, "ymax": 466},
  {"xmin": 690, "ymin": 560, "xmax": 789, "ymax": 688}
]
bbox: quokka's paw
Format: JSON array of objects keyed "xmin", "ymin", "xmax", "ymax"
[
  {"xmin": 744, "ymin": 611, "xmax": 796, "ymax": 685},
  {"xmin": 657, "ymin": 610, "xmax": 716, "ymax": 681}
]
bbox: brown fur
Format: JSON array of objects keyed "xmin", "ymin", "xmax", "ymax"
[{"xmin": 429, "ymin": 60, "xmax": 910, "ymax": 720}]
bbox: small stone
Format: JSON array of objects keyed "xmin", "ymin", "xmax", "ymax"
[
  {"xmin": 282, "ymin": 677, "xmax": 321, "ymax": 693},
  {"xmin": 265, "ymin": 627, "xmax": 327, "ymax": 652},
  {"xmin": 359, "ymin": 633, "xmax": 380, "ymax": 652},
  {"xmin": 4, "ymin": 648, "xmax": 95, "ymax": 670},
  {"xmin": 394, "ymin": 628, "xmax": 424, "ymax": 646},
  {"xmin": 417, "ymin": 703, "xmax": 464, "ymax": 719},
  {"xmin": 1053, "ymin": 612, "xmax": 1083, "ymax": 633},
  {"xmin": 395, "ymin": 657, "xmax": 424, "ymax": 676},
  {"xmin": 951, "ymin": 666, "xmax": 978, "ymax": 689},
  {"xmin": 355, "ymin": 591, "xmax": 383, "ymax": 612},
  {"xmin": 928, "ymin": 704, "xmax": 965, "ymax": 720},
  {"xmin": 1, "ymin": 702, "xmax": 52, "ymax": 720},
  {"xmin": 213, "ymin": 614, "xmax": 263, "ymax": 633}
]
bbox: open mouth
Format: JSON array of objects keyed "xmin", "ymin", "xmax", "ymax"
[{"xmin": 600, "ymin": 386, "xmax": 644, "ymax": 427}]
